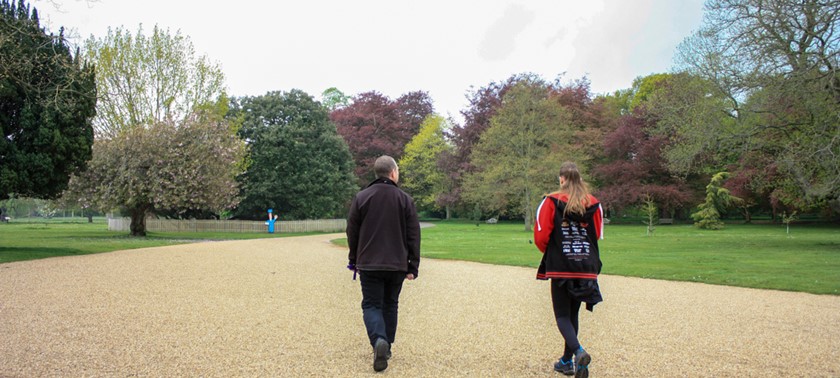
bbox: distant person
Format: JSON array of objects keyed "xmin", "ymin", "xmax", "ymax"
[
  {"xmin": 346, "ymin": 155, "xmax": 421, "ymax": 372},
  {"xmin": 533, "ymin": 162, "xmax": 604, "ymax": 378}
]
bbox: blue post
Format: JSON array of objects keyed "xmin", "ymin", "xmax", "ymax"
[{"xmin": 266, "ymin": 208, "xmax": 278, "ymax": 233}]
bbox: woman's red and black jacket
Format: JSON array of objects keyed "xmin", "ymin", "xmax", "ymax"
[{"xmin": 534, "ymin": 193, "xmax": 603, "ymax": 280}]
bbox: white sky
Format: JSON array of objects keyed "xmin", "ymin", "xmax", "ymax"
[{"xmin": 35, "ymin": 0, "xmax": 706, "ymax": 123}]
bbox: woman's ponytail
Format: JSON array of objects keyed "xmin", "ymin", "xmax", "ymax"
[{"xmin": 558, "ymin": 162, "xmax": 591, "ymax": 215}]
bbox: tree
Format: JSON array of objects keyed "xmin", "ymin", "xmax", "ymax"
[
  {"xmin": 398, "ymin": 114, "xmax": 452, "ymax": 216},
  {"xmin": 593, "ymin": 108, "xmax": 694, "ymax": 218},
  {"xmin": 549, "ymin": 76, "xmax": 612, "ymax": 163},
  {"xmin": 0, "ymin": 0, "xmax": 96, "ymax": 200},
  {"xmin": 463, "ymin": 78, "xmax": 578, "ymax": 231},
  {"xmin": 627, "ymin": 73, "xmax": 671, "ymax": 112},
  {"xmin": 675, "ymin": 0, "xmax": 840, "ymax": 212},
  {"xmin": 434, "ymin": 144, "xmax": 461, "ymax": 219},
  {"xmin": 84, "ymin": 24, "xmax": 225, "ymax": 138},
  {"xmin": 69, "ymin": 110, "xmax": 246, "ymax": 236},
  {"xmin": 78, "ymin": 25, "xmax": 233, "ymax": 235},
  {"xmin": 321, "ymin": 87, "xmax": 349, "ymax": 111},
  {"xmin": 330, "ymin": 91, "xmax": 397, "ymax": 184},
  {"xmin": 330, "ymin": 91, "xmax": 434, "ymax": 185},
  {"xmin": 644, "ymin": 73, "xmax": 739, "ymax": 177},
  {"xmin": 723, "ymin": 151, "xmax": 781, "ymax": 222},
  {"xmin": 444, "ymin": 74, "xmax": 529, "ymax": 213},
  {"xmin": 692, "ymin": 172, "xmax": 741, "ymax": 230},
  {"xmin": 394, "ymin": 91, "xmax": 434, "ymax": 139},
  {"xmin": 230, "ymin": 90, "xmax": 357, "ymax": 220}
]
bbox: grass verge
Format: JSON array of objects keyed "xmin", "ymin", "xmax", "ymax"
[{"xmin": 0, "ymin": 219, "xmax": 313, "ymax": 264}]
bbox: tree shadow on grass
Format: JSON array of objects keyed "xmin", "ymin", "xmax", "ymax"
[{"xmin": 0, "ymin": 247, "xmax": 86, "ymax": 264}]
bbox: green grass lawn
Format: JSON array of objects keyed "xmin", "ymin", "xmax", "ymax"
[
  {"xmin": 0, "ymin": 218, "xmax": 311, "ymax": 264},
  {"xmin": 417, "ymin": 221, "xmax": 840, "ymax": 295}
]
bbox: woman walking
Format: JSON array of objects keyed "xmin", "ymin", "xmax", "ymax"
[{"xmin": 533, "ymin": 162, "xmax": 604, "ymax": 378}]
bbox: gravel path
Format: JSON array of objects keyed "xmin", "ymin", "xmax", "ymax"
[{"xmin": 1, "ymin": 234, "xmax": 838, "ymax": 377}]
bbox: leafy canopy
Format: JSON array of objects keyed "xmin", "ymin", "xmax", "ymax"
[
  {"xmin": 68, "ymin": 110, "xmax": 247, "ymax": 235},
  {"xmin": 463, "ymin": 77, "xmax": 578, "ymax": 231},
  {"xmin": 231, "ymin": 90, "xmax": 357, "ymax": 220},
  {"xmin": 594, "ymin": 108, "xmax": 694, "ymax": 215},
  {"xmin": 84, "ymin": 24, "xmax": 225, "ymax": 138},
  {"xmin": 330, "ymin": 91, "xmax": 433, "ymax": 185},
  {"xmin": 675, "ymin": 0, "xmax": 840, "ymax": 210},
  {"xmin": 398, "ymin": 114, "xmax": 452, "ymax": 214}
]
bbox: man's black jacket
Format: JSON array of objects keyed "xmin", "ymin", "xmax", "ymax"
[{"xmin": 347, "ymin": 178, "xmax": 420, "ymax": 277}]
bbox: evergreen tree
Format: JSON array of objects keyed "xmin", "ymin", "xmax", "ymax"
[
  {"xmin": 0, "ymin": 0, "xmax": 97, "ymax": 200},
  {"xmin": 692, "ymin": 172, "xmax": 741, "ymax": 230}
]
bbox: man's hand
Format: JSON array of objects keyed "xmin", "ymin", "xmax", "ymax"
[
  {"xmin": 406, "ymin": 273, "xmax": 415, "ymax": 280},
  {"xmin": 347, "ymin": 262, "xmax": 358, "ymax": 281}
]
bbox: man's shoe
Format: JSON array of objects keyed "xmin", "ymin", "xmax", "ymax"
[
  {"xmin": 553, "ymin": 357, "xmax": 575, "ymax": 376},
  {"xmin": 373, "ymin": 338, "xmax": 389, "ymax": 372},
  {"xmin": 574, "ymin": 347, "xmax": 591, "ymax": 378}
]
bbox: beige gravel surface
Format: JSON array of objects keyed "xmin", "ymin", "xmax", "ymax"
[{"xmin": 1, "ymin": 234, "xmax": 839, "ymax": 377}]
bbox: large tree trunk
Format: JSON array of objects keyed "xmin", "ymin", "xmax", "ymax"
[
  {"xmin": 129, "ymin": 206, "xmax": 148, "ymax": 237},
  {"xmin": 445, "ymin": 205, "xmax": 451, "ymax": 220}
]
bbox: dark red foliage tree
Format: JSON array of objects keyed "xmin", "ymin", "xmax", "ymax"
[
  {"xmin": 724, "ymin": 152, "xmax": 784, "ymax": 222},
  {"xmin": 593, "ymin": 110, "xmax": 694, "ymax": 217},
  {"xmin": 549, "ymin": 77, "xmax": 613, "ymax": 163},
  {"xmin": 551, "ymin": 78, "xmax": 598, "ymax": 125},
  {"xmin": 330, "ymin": 91, "xmax": 434, "ymax": 185},
  {"xmin": 395, "ymin": 91, "xmax": 434, "ymax": 139}
]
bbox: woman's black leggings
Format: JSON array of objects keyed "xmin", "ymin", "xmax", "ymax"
[{"xmin": 551, "ymin": 279, "xmax": 582, "ymax": 358}]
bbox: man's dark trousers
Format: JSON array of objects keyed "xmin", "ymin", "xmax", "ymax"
[{"xmin": 360, "ymin": 270, "xmax": 405, "ymax": 347}]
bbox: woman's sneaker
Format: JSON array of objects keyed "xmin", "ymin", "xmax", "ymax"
[
  {"xmin": 574, "ymin": 347, "xmax": 591, "ymax": 378},
  {"xmin": 554, "ymin": 357, "xmax": 575, "ymax": 376}
]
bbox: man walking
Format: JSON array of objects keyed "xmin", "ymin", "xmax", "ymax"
[{"xmin": 346, "ymin": 155, "xmax": 421, "ymax": 372}]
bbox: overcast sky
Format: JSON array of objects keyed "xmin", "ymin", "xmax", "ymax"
[{"xmin": 36, "ymin": 0, "xmax": 706, "ymax": 123}]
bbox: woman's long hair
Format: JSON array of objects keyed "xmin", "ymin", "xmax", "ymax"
[{"xmin": 555, "ymin": 162, "xmax": 591, "ymax": 216}]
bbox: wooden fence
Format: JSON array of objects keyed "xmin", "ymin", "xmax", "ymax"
[{"xmin": 107, "ymin": 218, "xmax": 346, "ymax": 233}]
